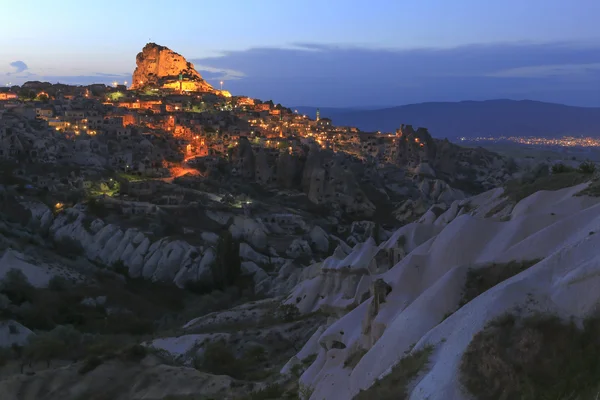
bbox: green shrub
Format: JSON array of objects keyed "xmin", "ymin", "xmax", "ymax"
[
  {"xmin": 299, "ymin": 383, "xmax": 315, "ymax": 400},
  {"xmin": 86, "ymin": 197, "xmax": 110, "ymax": 219},
  {"xmin": 244, "ymin": 345, "xmax": 267, "ymax": 363},
  {"xmin": 459, "ymin": 259, "xmax": 541, "ymax": 307},
  {"xmin": 504, "ymin": 172, "xmax": 590, "ymax": 203},
  {"xmin": 54, "ymin": 236, "xmax": 85, "ymax": 258},
  {"xmin": 119, "ymin": 344, "xmax": 148, "ymax": 362},
  {"xmin": 112, "ymin": 260, "xmax": 129, "ymax": 278},
  {"xmin": 353, "ymin": 345, "xmax": 434, "ymax": 400},
  {"xmin": 344, "ymin": 347, "xmax": 368, "ymax": 369},
  {"xmin": 0, "ymin": 268, "xmax": 35, "ymax": 304},
  {"xmin": 48, "ymin": 275, "xmax": 70, "ymax": 291},
  {"xmin": 23, "ymin": 332, "xmax": 67, "ymax": 367},
  {"xmin": 236, "ymin": 384, "xmax": 286, "ymax": 400},
  {"xmin": 460, "ymin": 313, "xmax": 600, "ymax": 400},
  {"xmin": 0, "ymin": 346, "xmax": 14, "ymax": 367},
  {"xmin": 551, "ymin": 163, "xmax": 574, "ymax": 174},
  {"xmin": 276, "ymin": 304, "xmax": 301, "ymax": 322},
  {"xmin": 578, "ymin": 161, "xmax": 597, "ymax": 174},
  {"xmin": 212, "ymin": 230, "xmax": 241, "ymax": 290},
  {"xmin": 195, "ymin": 340, "xmax": 242, "ymax": 378}
]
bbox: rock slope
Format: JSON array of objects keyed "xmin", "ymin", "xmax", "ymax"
[{"xmin": 283, "ymin": 181, "xmax": 600, "ymax": 400}]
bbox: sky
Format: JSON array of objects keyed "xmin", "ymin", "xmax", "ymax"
[{"xmin": 1, "ymin": 0, "xmax": 600, "ymax": 107}]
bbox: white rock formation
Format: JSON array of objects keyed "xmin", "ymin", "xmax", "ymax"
[
  {"xmin": 309, "ymin": 226, "xmax": 330, "ymax": 253},
  {"xmin": 286, "ymin": 182, "xmax": 600, "ymax": 400},
  {"xmin": 49, "ymin": 208, "xmax": 215, "ymax": 288},
  {"xmin": 286, "ymin": 239, "xmax": 313, "ymax": 260}
]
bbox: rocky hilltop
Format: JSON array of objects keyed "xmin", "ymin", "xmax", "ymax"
[{"xmin": 130, "ymin": 43, "xmax": 214, "ymax": 92}]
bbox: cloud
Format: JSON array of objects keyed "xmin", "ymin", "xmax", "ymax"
[
  {"xmin": 8, "ymin": 60, "xmax": 28, "ymax": 75},
  {"xmin": 190, "ymin": 41, "xmax": 600, "ymax": 107},
  {"xmin": 486, "ymin": 63, "xmax": 600, "ymax": 78}
]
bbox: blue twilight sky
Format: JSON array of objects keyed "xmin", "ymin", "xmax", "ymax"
[{"xmin": 1, "ymin": 0, "xmax": 600, "ymax": 107}]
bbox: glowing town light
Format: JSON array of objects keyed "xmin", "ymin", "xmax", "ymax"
[{"xmin": 220, "ymin": 81, "xmax": 224, "ymax": 91}]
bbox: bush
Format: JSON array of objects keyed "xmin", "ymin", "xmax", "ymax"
[
  {"xmin": 84, "ymin": 334, "xmax": 135, "ymax": 359},
  {"xmin": 194, "ymin": 340, "xmax": 243, "ymax": 378},
  {"xmin": 0, "ymin": 269, "xmax": 35, "ymax": 304},
  {"xmin": 119, "ymin": 344, "xmax": 148, "ymax": 362},
  {"xmin": 48, "ymin": 276, "xmax": 70, "ymax": 291},
  {"xmin": 578, "ymin": 161, "xmax": 596, "ymax": 174},
  {"xmin": 86, "ymin": 197, "xmax": 110, "ymax": 219},
  {"xmin": 460, "ymin": 314, "xmax": 600, "ymax": 400},
  {"xmin": 54, "ymin": 236, "xmax": 85, "ymax": 258},
  {"xmin": 276, "ymin": 304, "xmax": 301, "ymax": 322},
  {"xmin": 459, "ymin": 259, "xmax": 541, "ymax": 307},
  {"xmin": 0, "ymin": 346, "xmax": 14, "ymax": 367},
  {"xmin": 243, "ymin": 345, "xmax": 267, "ymax": 363},
  {"xmin": 212, "ymin": 230, "xmax": 241, "ymax": 290},
  {"xmin": 344, "ymin": 347, "xmax": 368, "ymax": 369},
  {"xmin": 354, "ymin": 345, "xmax": 433, "ymax": 400},
  {"xmin": 237, "ymin": 383, "xmax": 286, "ymax": 400},
  {"xmin": 504, "ymin": 172, "xmax": 590, "ymax": 203},
  {"xmin": 112, "ymin": 261, "xmax": 129, "ymax": 278},
  {"xmin": 299, "ymin": 383, "xmax": 315, "ymax": 400},
  {"xmin": 23, "ymin": 332, "xmax": 67, "ymax": 367},
  {"xmin": 551, "ymin": 163, "xmax": 574, "ymax": 174}
]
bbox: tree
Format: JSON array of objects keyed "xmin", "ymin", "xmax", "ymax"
[
  {"xmin": 372, "ymin": 222, "xmax": 381, "ymax": 244},
  {"xmin": 0, "ymin": 269, "xmax": 35, "ymax": 304},
  {"xmin": 212, "ymin": 230, "xmax": 241, "ymax": 290},
  {"xmin": 23, "ymin": 332, "xmax": 67, "ymax": 368}
]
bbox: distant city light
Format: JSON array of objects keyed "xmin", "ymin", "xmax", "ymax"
[{"xmin": 461, "ymin": 136, "xmax": 600, "ymax": 148}]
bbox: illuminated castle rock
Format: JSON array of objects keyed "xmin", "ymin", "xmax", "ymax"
[{"xmin": 131, "ymin": 43, "xmax": 229, "ymax": 95}]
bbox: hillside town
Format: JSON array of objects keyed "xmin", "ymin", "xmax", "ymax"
[
  {"xmin": 0, "ymin": 67, "xmax": 418, "ymax": 178},
  {"xmin": 1, "ymin": 43, "xmax": 508, "ymax": 223}
]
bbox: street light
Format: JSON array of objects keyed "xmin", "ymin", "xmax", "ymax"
[{"xmin": 220, "ymin": 81, "xmax": 223, "ymax": 91}]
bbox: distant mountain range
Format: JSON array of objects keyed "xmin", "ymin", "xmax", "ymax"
[{"xmin": 294, "ymin": 100, "xmax": 600, "ymax": 138}]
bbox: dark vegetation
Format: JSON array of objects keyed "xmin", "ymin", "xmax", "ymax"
[
  {"xmin": 194, "ymin": 341, "xmax": 271, "ymax": 380},
  {"xmin": 442, "ymin": 260, "xmax": 541, "ymax": 322},
  {"xmin": 353, "ymin": 345, "xmax": 433, "ymax": 400},
  {"xmin": 0, "ymin": 259, "xmax": 256, "ymax": 373},
  {"xmin": 344, "ymin": 347, "xmax": 368, "ymax": 369},
  {"xmin": 459, "ymin": 259, "xmax": 541, "ymax": 307},
  {"xmin": 461, "ymin": 313, "xmax": 600, "ymax": 400},
  {"xmin": 212, "ymin": 230, "xmax": 242, "ymax": 290},
  {"xmin": 504, "ymin": 168, "xmax": 592, "ymax": 203},
  {"xmin": 0, "ymin": 269, "xmax": 181, "ymax": 334}
]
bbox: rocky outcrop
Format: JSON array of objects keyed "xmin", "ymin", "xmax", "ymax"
[
  {"xmin": 396, "ymin": 125, "xmax": 514, "ymax": 192},
  {"xmin": 49, "ymin": 208, "xmax": 215, "ymax": 288},
  {"xmin": 231, "ymin": 137, "xmax": 255, "ymax": 179},
  {"xmin": 301, "ymin": 147, "xmax": 376, "ymax": 217},
  {"xmin": 284, "ymin": 223, "xmax": 441, "ymax": 315},
  {"xmin": 131, "ymin": 43, "xmax": 213, "ymax": 92},
  {"xmin": 286, "ymin": 182, "xmax": 600, "ymax": 400}
]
